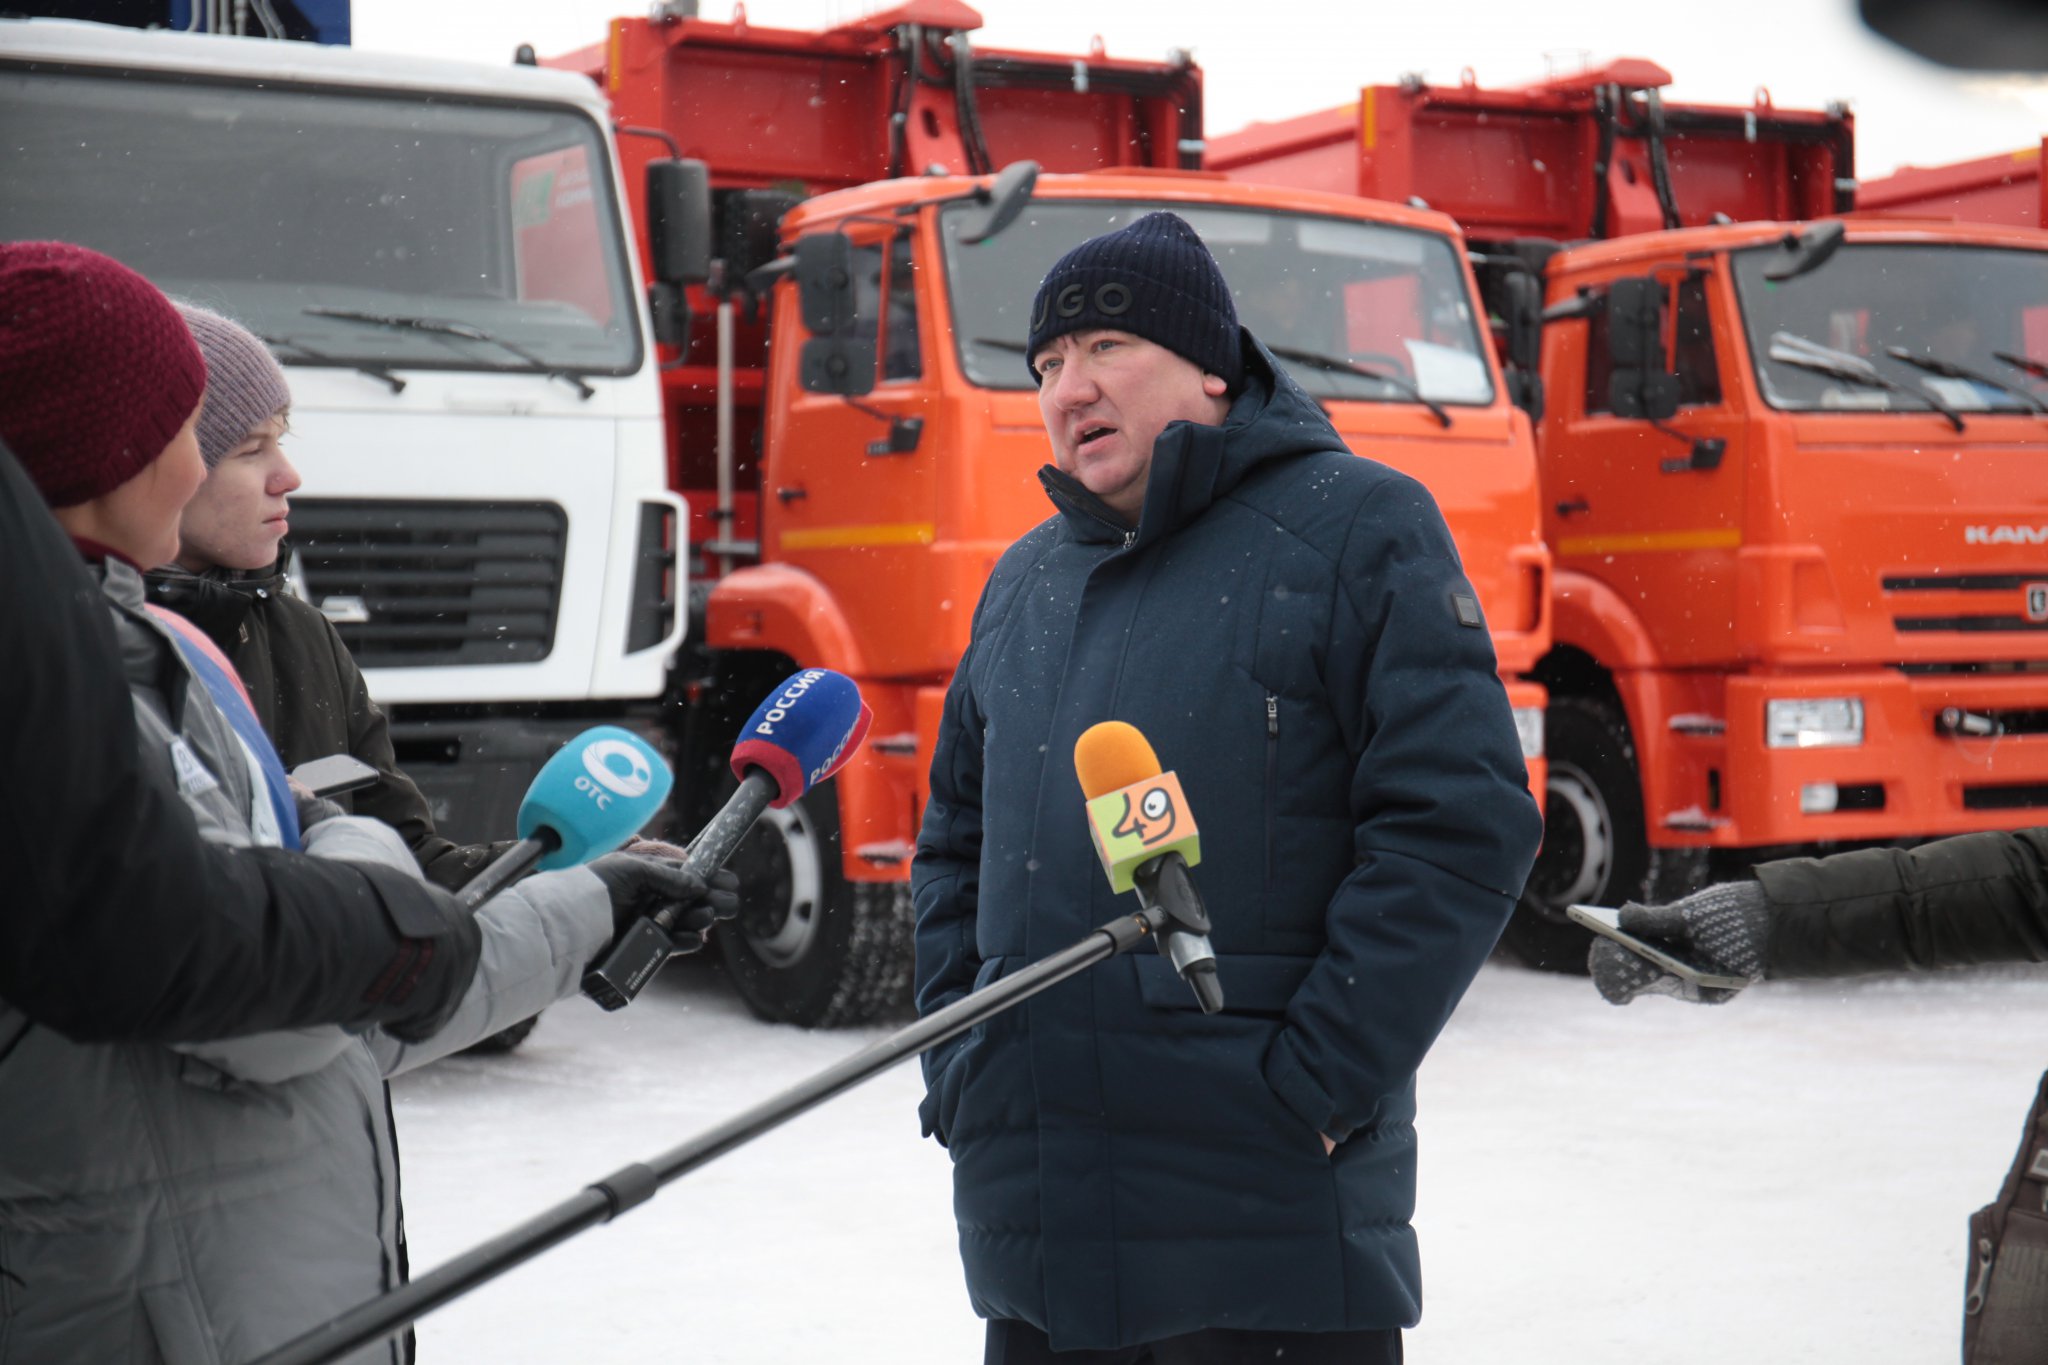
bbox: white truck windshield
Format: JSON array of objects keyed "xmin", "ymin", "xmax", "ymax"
[{"xmin": 2, "ymin": 66, "xmax": 639, "ymax": 375}]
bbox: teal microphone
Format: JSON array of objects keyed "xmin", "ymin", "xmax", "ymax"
[{"xmin": 455, "ymin": 727, "xmax": 674, "ymax": 912}]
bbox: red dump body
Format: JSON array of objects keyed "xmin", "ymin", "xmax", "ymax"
[
  {"xmin": 1208, "ymin": 59, "xmax": 1852, "ymax": 246},
  {"xmin": 1859, "ymin": 141, "xmax": 2046, "ymax": 229}
]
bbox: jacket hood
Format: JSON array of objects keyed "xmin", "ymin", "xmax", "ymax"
[{"xmin": 1040, "ymin": 331, "xmax": 1345, "ymax": 546}]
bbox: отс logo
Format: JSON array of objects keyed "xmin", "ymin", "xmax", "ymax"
[{"xmin": 582, "ymin": 739, "xmax": 654, "ymax": 799}]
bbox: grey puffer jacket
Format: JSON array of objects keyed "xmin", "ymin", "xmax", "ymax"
[{"xmin": 0, "ymin": 561, "xmax": 612, "ymax": 1365}]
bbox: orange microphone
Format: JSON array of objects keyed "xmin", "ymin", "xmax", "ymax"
[{"xmin": 1074, "ymin": 721, "xmax": 1222, "ymax": 1012}]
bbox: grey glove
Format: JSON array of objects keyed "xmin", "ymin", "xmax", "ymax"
[
  {"xmin": 286, "ymin": 776, "xmax": 346, "ymax": 830},
  {"xmin": 587, "ymin": 852, "xmax": 741, "ymax": 956},
  {"xmin": 1588, "ymin": 879, "xmax": 1771, "ymax": 1005}
]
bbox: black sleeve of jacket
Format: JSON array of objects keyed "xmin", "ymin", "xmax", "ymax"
[
  {"xmin": 311, "ymin": 610, "xmax": 504, "ymax": 890},
  {"xmin": 1757, "ymin": 829, "xmax": 2048, "ymax": 978},
  {"xmin": 0, "ymin": 443, "xmax": 481, "ymax": 1043},
  {"xmin": 1263, "ymin": 475, "xmax": 1545, "ymax": 1140}
]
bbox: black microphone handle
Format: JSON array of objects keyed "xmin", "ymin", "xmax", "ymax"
[
  {"xmin": 1130, "ymin": 853, "xmax": 1224, "ymax": 1014},
  {"xmin": 582, "ymin": 767, "xmax": 782, "ymax": 1011},
  {"xmin": 453, "ymin": 830, "xmax": 563, "ymax": 914},
  {"xmin": 656, "ymin": 766, "xmax": 779, "ymax": 932}
]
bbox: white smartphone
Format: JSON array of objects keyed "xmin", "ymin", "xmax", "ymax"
[
  {"xmin": 289, "ymin": 754, "xmax": 380, "ymax": 799},
  {"xmin": 1566, "ymin": 904, "xmax": 1751, "ymax": 991}
]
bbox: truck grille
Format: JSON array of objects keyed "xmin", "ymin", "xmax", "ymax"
[
  {"xmin": 1885, "ymin": 571, "xmax": 2048, "ymax": 635},
  {"xmin": 289, "ymin": 499, "xmax": 566, "ymax": 667}
]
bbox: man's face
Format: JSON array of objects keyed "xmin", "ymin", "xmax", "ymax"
[
  {"xmin": 176, "ymin": 413, "xmax": 300, "ymax": 573},
  {"xmin": 1033, "ymin": 329, "xmax": 1230, "ymax": 523}
]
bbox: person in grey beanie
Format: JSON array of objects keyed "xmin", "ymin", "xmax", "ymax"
[
  {"xmin": 144, "ymin": 305, "xmax": 504, "ymax": 894},
  {"xmin": 913, "ymin": 212, "xmax": 1540, "ymax": 1364}
]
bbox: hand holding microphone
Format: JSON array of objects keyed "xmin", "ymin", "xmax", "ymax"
[
  {"xmin": 1074, "ymin": 721, "xmax": 1224, "ymax": 1014},
  {"xmin": 582, "ymin": 669, "xmax": 872, "ymax": 1011},
  {"xmin": 591, "ymin": 848, "xmax": 740, "ymax": 955}
]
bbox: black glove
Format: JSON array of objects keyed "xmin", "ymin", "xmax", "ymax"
[
  {"xmin": 587, "ymin": 852, "xmax": 741, "ymax": 955},
  {"xmin": 1588, "ymin": 879, "xmax": 1771, "ymax": 1005}
]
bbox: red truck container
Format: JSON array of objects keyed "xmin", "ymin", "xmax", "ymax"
[
  {"xmin": 549, "ymin": 2, "xmax": 1553, "ymax": 1009},
  {"xmin": 1860, "ymin": 140, "xmax": 2047, "ymax": 228},
  {"xmin": 1215, "ymin": 61, "xmax": 2048, "ymax": 969}
]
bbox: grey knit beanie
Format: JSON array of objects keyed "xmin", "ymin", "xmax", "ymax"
[
  {"xmin": 175, "ymin": 303, "xmax": 291, "ymax": 467},
  {"xmin": 1026, "ymin": 212, "xmax": 1244, "ymax": 390}
]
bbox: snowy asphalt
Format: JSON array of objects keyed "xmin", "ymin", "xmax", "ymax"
[{"xmin": 391, "ymin": 955, "xmax": 2048, "ymax": 1362}]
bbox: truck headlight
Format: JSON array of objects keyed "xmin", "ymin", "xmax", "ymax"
[
  {"xmin": 1512, "ymin": 706, "xmax": 1544, "ymax": 760},
  {"xmin": 1765, "ymin": 698, "xmax": 1864, "ymax": 749}
]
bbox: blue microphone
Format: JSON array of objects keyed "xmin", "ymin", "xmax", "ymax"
[
  {"xmin": 454, "ymin": 727, "xmax": 674, "ymax": 912},
  {"xmin": 583, "ymin": 669, "xmax": 870, "ymax": 1010}
]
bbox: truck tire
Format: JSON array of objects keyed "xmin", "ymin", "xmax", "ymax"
[
  {"xmin": 716, "ymin": 778, "xmax": 915, "ymax": 1027},
  {"xmin": 1504, "ymin": 695, "xmax": 1709, "ymax": 973}
]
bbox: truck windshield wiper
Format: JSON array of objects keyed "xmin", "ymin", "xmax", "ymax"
[
  {"xmin": 304, "ymin": 307, "xmax": 595, "ymax": 400},
  {"xmin": 1766, "ymin": 331, "xmax": 1965, "ymax": 432},
  {"xmin": 259, "ymin": 332, "xmax": 407, "ymax": 395},
  {"xmin": 1880, "ymin": 345, "xmax": 2046, "ymax": 413},
  {"xmin": 1992, "ymin": 350, "xmax": 2048, "ymax": 383},
  {"xmin": 1265, "ymin": 344, "xmax": 1452, "ymax": 427}
]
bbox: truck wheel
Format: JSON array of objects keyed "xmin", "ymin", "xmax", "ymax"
[
  {"xmin": 716, "ymin": 778, "xmax": 915, "ymax": 1027},
  {"xmin": 1504, "ymin": 695, "xmax": 1709, "ymax": 973}
]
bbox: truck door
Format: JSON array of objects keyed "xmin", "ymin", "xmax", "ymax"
[{"xmin": 1547, "ymin": 268, "xmax": 1746, "ymax": 668}]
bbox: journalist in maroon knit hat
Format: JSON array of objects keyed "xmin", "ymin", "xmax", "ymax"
[{"xmin": 0, "ymin": 241, "xmax": 208, "ymax": 507}]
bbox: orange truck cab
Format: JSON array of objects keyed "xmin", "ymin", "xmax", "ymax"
[
  {"xmin": 551, "ymin": 3, "xmax": 1548, "ymax": 1016},
  {"xmin": 1214, "ymin": 60, "xmax": 2048, "ymax": 967}
]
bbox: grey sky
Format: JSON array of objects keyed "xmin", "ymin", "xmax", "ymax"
[{"xmin": 352, "ymin": 0, "xmax": 2048, "ymax": 181}]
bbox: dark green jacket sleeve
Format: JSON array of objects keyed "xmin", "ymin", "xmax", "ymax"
[{"xmin": 1759, "ymin": 829, "xmax": 2048, "ymax": 978}]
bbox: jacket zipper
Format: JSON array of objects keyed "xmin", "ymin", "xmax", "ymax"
[{"xmin": 1264, "ymin": 694, "xmax": 1279, "ymax": 893}]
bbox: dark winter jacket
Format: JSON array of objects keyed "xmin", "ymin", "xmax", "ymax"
[
  {"xmin": 911, "ymin": 339, "xmax": 1544, "ymax": 1351},
  {"xmin": 1758, "ymin": 828, "xmax": 2048, "ymax": 977},
  {"xmin": 0, "ymin": 441, "xmax": 479, "ymax": 1043},
  {"xmin": 143, "ymin": 562, "xmax": 497, "ymax": 891}
]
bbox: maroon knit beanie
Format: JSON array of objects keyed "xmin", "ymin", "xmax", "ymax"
[{"xmin": 0, "ymin": 241, "xmax": 208, "ymax": 508}]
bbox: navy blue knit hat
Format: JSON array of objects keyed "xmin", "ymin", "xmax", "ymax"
[{"xmin": 1026, "ymin": 212, "xmax": 1243, "ymax": 389}]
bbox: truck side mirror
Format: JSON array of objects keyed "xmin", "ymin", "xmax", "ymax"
[
  {"xmin": 794, "ymin": 232, "xmax": 875, "ymax": 397},
  {"xmin": 646, "ymin": 159, "xmax": 712, "ymax": 286},
  {"xmin": 1606, "ymin": 276, "xmax": 1679, "ymax": 422},
  {"xmin": 956, "ymin": 160, "xmax": 1039, "ymax": 246}
]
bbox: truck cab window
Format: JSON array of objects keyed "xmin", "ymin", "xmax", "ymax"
[
  {"xmin": 1584, "ymin": 273, "xmax": 1720, "ymax": 414},
  {"xmin": 884, "ymin": 234, "xmax": 922, "ymax": 382}
]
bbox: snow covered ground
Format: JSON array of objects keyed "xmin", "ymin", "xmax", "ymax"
[{"xmin": 391, "ymin": 955, "xmax": 2048, "ymax": 1363}]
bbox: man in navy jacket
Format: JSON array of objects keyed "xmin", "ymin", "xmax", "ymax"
[{"xmin": 912, "ymin": 212, "xmax": 1543, "ymax": 1363}]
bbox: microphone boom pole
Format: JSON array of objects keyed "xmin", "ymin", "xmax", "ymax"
[{"xmin": 249, "ymin": 907, "xmax": 1163, "ymax": 1365}]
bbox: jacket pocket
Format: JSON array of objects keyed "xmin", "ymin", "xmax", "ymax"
[
  {"xmin": 1133, "ymin": 952, "xmax": 1312, "ymax": 1016},
  {"xmin": 918, "ymin": 956, "xmax": 1009, "ymax": 1147}
]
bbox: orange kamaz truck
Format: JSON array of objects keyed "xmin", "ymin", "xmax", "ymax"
[
  {"xmin": 549, "ymin": 2, "xmax": 1551, "ymax": 1012},
  {"xmin": 1214, "ymin": 60, "xmax": 2048, "ymax": 968}
]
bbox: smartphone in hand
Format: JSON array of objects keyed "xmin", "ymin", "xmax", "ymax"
[
  {"xmin": 289, "ymin": 754, "xmax": 379, "ymax": 799},
  {"xmin": 1566, "ymin": 904, "xmax": 1750, "ymax": 991}
]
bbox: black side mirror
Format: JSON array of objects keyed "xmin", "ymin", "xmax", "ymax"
[
  {"xmin": 1607, "ymin": 276, "xmax": 1680, "ymax": 421},
  {"xmin": 645, "ymin": 159, "xmax": 712, "ymax": 286},
  {"xmin": 1764, "ymin": 220, "xmax": 1846, "ymax": 283},
  {"xmin": 800, "ymin": 336, "xmax": 878, "ymax": 396},
  {"xmin": 795, "ymin": 233, "xmax": 858, "ymax": 336},
  {"xmin": 794, "ymin": 232, "xmax": 874, "ymax": 396},
  {"xmin": 956, "ymin": 160, "xmax": 1040, "ymax": 246}
]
